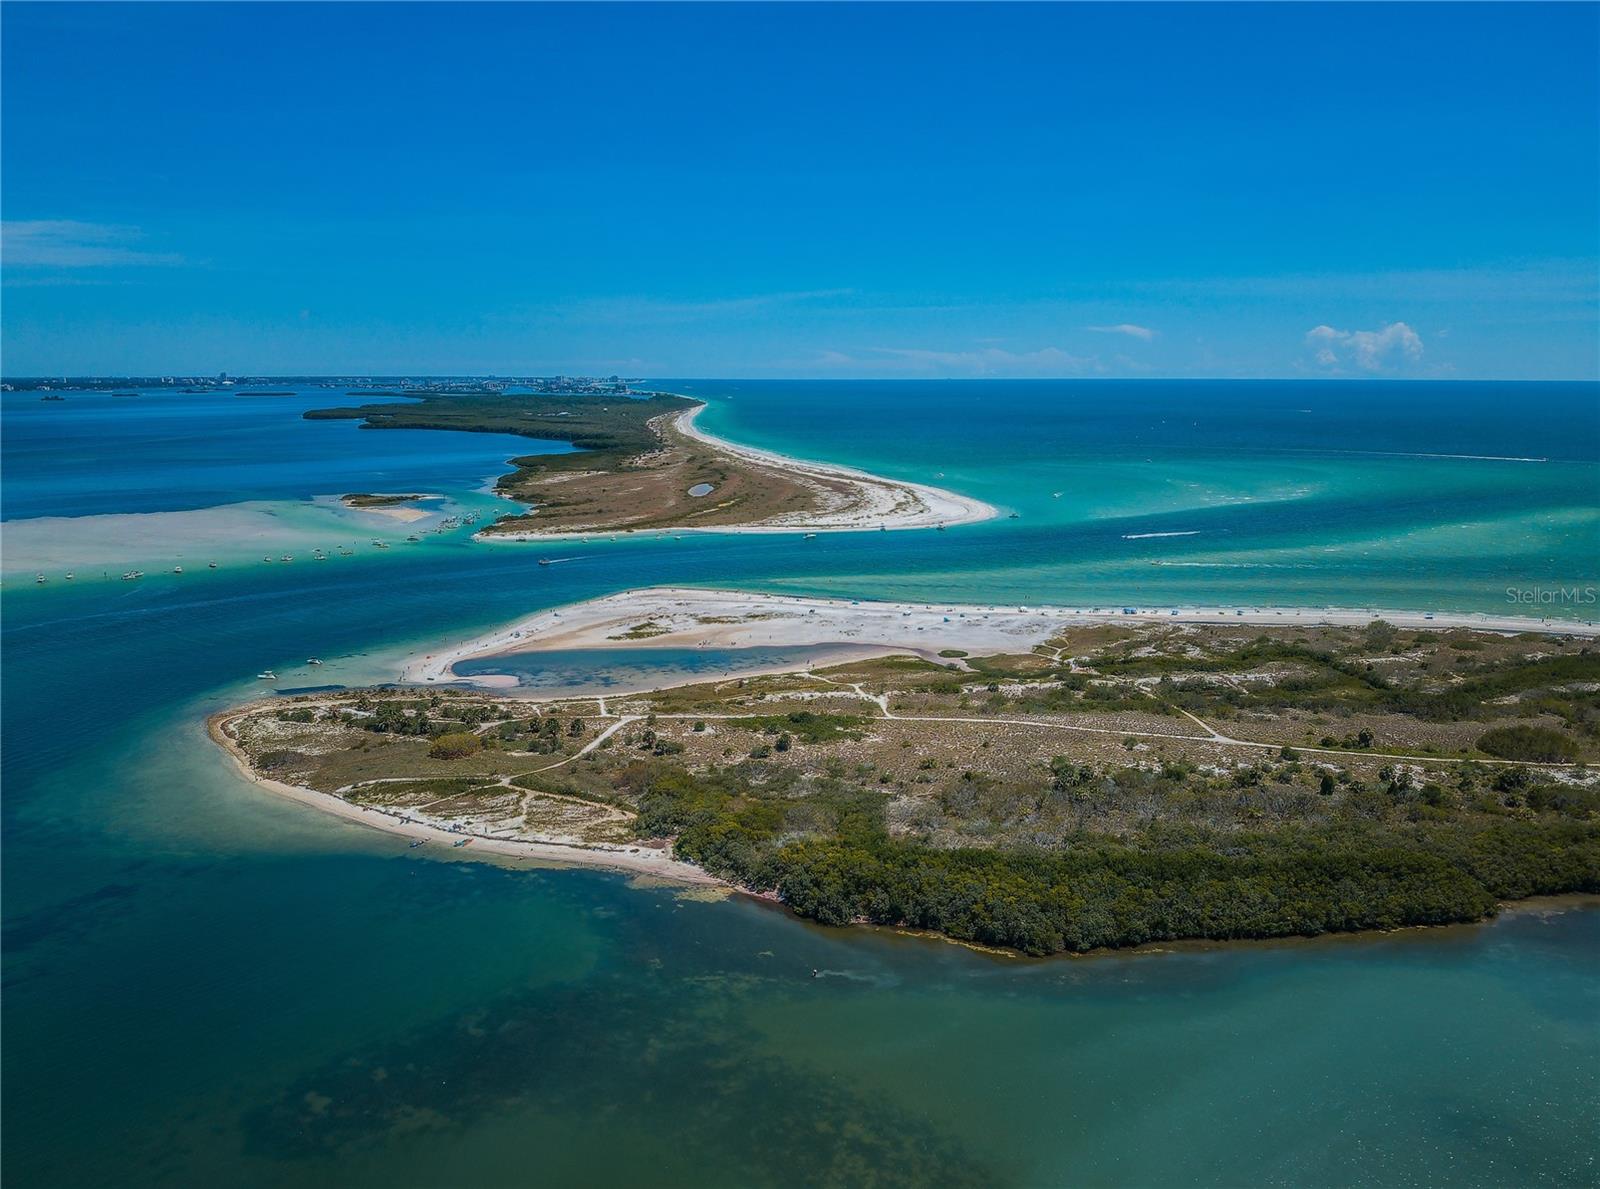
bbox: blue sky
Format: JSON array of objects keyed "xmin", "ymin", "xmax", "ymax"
[{"xmin": 3, "ymin": 2, "xmax": 1596, "ymax": 379}]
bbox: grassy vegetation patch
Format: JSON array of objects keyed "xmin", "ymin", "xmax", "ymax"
[
  {"xmin": 612, "ymin": 621, "xmax": 671, "ymax": 640},
  {"xmin": 724, "ymin": 711, "xmax": 868, "ymax": 743}
]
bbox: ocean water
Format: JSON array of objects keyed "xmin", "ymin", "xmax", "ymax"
[
  {"xmin": 3, "ymin": 380, "xmax": 1598, "ymax": 1186},
  {"xmin": 1, "ymin": 387, "xmax": 565, "ymax": 519},
  {"xmin": 678, "ymin": 379, "xmax": 1600, "ymax": 616},
  {"xmin": 0, "ymin": 387, "xmax": 564, "ymax": 576}
]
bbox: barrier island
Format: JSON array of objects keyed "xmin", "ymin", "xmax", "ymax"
[
  {"xmin": 306, "ymin": 392, "xmax": 993, "ymax": 537},
  {"xmin": 215, "ymin": 595, "xmax": 1600, "ymax": 955}
]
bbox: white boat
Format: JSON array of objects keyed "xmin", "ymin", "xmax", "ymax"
[
  {"xmin": 208, "ymin": 561, "xmax": 218, "ymax": 569},
  {"xmin": 257, "ymin": 670, "xmax": 277, "ymax": 681},
  {"xmin": 306, "ymin": 658, "xmax": 323, "ymax": 666},
  {"xmin": 64, "ymin": 572, "xmax": 74, "ymax": 580},
  {"xmin": 122, "ymin": 571, "xmax": 142, "ymax": 581},
  {"xmin": 280, "ymin": 555, "xmax": 293, "ymax": 563},
  {"xmin": 34, "ymin": 573, "xmax": 46, "ymax": 584},
  {"xmin": 172, "ymin": 565, "xmax": 183, "ymax": 574}
]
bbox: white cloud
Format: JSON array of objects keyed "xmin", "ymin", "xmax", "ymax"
[
  {"xmin": 1085, "ymin": 323, "xmax": 1156, "ymax": 341},
  {"xmin": 1304, "ymin": 321, "xmax": 1423, "ymax": 372},
  {"xmin": 2, "ymin": 220, "xmax": 183, "ymax": 268}
]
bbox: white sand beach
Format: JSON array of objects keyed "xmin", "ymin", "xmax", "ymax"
[
  {"xmin": 338, "ymin": 493, "xmax": 440, "ymax": 524},
  {"xmin": 401, "ymin": 586, "xmax": 1599, "ymax": 688}
]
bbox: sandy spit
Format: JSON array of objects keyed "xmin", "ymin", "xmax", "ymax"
[
  {"xmin": 401, "ymin": 586, "xmax": 1599, "ymax": 688},
  {"xmin": 480, "ymin": 403, "xmax": 998, "ymax": 541}
]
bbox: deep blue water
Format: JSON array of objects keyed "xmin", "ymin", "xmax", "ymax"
[
  {"xmin": 3, "ymin": 380, "xmax": 1597, "ymax": 1186},
  {"xmin": 1, "ymin": 388, "xmax": 564, "ymax": 519}
]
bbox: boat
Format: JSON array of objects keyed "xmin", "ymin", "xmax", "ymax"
[
  {"xmin": 538, "ymin": 558, "xmax": 552, "ymax": 566},
  {"xmin": 257, "ymin": 670, "xmax": 277, "ymax": 680},
  {"xmin": 452, "ymin": 838, "xmax": 471, "ymax": 848},
  {"xmin": 408, "ymin": 839, "xmax": 426, "ymax": 849},
  {"xmin": 1008, "ymin": 512, "xmax": 1020, "ymax": 519},
  {"xmin": 34, "ymin": 573, "xmax": 46, "ymax": 584},
  {"xmin": 208, "ymin": 561, "xmax": 218, "ymax": 569},
  {"xmin": 280, "ymin": 555, "xmax": 293, "ymax": 563},
  {"xmin": 172, "ymin": 565, "xmax": 183, "ymax": 574},
  {"xmin": 405, "ymin": 534, "xmax": 421, "ymax": 543},
  {"xmin": 263, "ymin": 556, "xmax": 273, "ymax": 563},
  {"xmin": 40, "ymin": 394, "xmax": 65, "ymax": 402},
  {"xmin": 804, "ymin": 532, "xmax": 817, "ymax": 539},
  {"xmin": 122, "ymin": 570, "xmax": 143, "ymax": 581},
  {"xmin": 306, "ymin": 658, "xmax": 323, "ymax": 666},
  {"xmin": 65, "ymin": 572, "xmax": 74, "ymax": 580}
]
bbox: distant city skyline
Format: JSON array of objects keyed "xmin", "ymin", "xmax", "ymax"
[{"xmin": 3, "ymin": 3, "xmax": 1596, "ymax": 380}]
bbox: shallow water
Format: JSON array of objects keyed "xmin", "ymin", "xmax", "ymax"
[
  {"xmin": 3, "ymin": 380, "xmax": 1597, "ymax": 1186},
  {"xmin": 455, "ymin": 644, "xmax": 852, "ymax": 694}
]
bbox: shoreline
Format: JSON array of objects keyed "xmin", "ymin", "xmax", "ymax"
[
  {"xmin": 207, "ymin": 708, "xmax": 723, "ymax": 886},
  {"xmin": 208, "ymin": 694, "xmax": 1599, "ymax": 956},
  {"xmin": 479, "ymin": 401, "xmax": 999, "ymax": 540},
  {"xmin": 400, "ymin": 585, "xmax": 1600, "ymax": 688}
]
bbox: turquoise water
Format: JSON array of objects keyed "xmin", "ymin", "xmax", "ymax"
[
  {"xmin": 685, "ymin": 379, "xmax": 1600, "ymax": 615},
  {"xmin": 4, "ymin": 381, "xmax": 1598, "ymax": 1186}
]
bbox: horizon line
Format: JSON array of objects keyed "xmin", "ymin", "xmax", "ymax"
[{"xmin": 5, "ymin": 374, "xmax": 1599, "ymax": 384}]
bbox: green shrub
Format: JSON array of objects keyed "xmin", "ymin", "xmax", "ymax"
[
  {"xmin": 1477, "ymin": 725, "xmax": 1580, "ymax": 763},
  {"xmin": 429, "ymin": 732, "xmax": 482, "ymax": 760}
]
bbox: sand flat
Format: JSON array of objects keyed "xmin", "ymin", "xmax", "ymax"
[{"xmin": 401, "ymin": 586, "xmax": 1599, "ymax": 688}]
